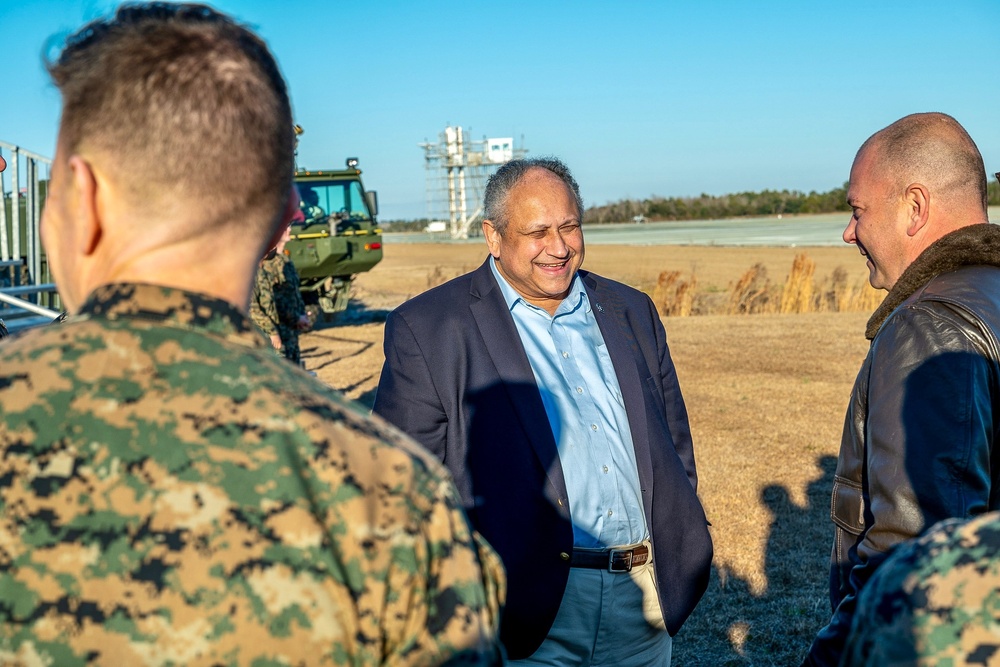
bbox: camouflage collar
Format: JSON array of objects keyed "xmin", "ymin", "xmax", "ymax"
[{"xmin": 77, "ymin": 283, "xmax": 267, "ymax": 348}]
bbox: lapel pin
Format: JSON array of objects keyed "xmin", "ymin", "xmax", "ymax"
[{"xmin": 596, "ymin": 303, "xmax": 604, "ymax": 313}]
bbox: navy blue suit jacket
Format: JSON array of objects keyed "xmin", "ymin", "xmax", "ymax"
[{"xmin": 373, "ymin": 259, "xmax": 712, "ymax": 659}]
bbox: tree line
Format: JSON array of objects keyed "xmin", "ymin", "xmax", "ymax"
[
  {"xmin": 585, "ymin": 176, "xmax": 1000, "ymax": 224},
  {"xmin": 583, "ymin": 185, "xmax": 850, "ymax": 224}
]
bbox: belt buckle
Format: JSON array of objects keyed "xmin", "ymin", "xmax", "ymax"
[{"xmin": 608, "ymin": 548, "xmax": 634, "ymax": 573}]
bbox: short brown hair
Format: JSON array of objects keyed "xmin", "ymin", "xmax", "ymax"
[{"xmin": 47, "ymin": 2, "xmax": 294, "ymax": 235}]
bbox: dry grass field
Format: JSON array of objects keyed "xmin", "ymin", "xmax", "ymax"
[{"xmin": 301, "ymin": 243, "xmax": 876, "ymax": 666}]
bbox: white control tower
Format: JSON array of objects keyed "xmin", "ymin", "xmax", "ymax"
[{"xmin": 420, "ymin": 126, "xmax": 527, "ymax": 239}]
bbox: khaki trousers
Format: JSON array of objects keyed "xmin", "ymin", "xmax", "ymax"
[{"xmin": 510, "ymin": 554, "xmax": 671, "ymax": 666}]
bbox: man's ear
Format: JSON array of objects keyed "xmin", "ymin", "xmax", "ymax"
[
  {"xmin": 68, "ymin": 155, "xmax": 102, "ymax": 255},
  {"xmin": 482, "ymin": 219, "xmax": 501, "ymax": 258},
  {"xmin": 904, "ymin": 182, "xmax": 930, "ymax": 237}
]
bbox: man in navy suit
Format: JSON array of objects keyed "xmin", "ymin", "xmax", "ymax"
[{"xmin": 373, "ymin": 157, "xmax": 712, "ymax": 665}]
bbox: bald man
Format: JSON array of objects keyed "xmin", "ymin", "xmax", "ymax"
[{"xmin": 802, "ymin": 113, "xmax": 1000, "ymax": 665}]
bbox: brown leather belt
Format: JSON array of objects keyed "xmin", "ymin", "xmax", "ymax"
[{"xmin": 571, "ymin": 543, "xmax": 649, "ymax": 573}]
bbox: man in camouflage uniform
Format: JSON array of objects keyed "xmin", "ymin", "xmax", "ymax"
[
  {"xmin": 251, "ymin": 225, "xmax": 310, "ymax": 365},
  {"xmin": 0, "ymin": 4, "xmax": 504, "ymax": 665},
  {"xmin": 843, "ymin": 511, "xmax": 1000, "ymax": 666}
]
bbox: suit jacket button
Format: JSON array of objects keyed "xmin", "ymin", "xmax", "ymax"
[{"xmin": 560, "ymin": 552, "xmax": 570, "ymax": 561}]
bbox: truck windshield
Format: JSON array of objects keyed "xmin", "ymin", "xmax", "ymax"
[{"xmin": 296, "ymin": 179, "xmax": 371, "ymax": 225}]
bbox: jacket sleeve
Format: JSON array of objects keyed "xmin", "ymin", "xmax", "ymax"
[
  {"xmin": 804, "ymin": 304, "xmax": 996, "ymax": 665},
  {"xmin": 307, "ymin": 411, "xmax": 504, "ymax": 665},
  {"xmin": 372, "ymin": 309, "xmax": 449, "ymax": 462},
  {"xmin": 379, "ymin": 470, "xmax": 506, "ymax": 666},
  {"xmin": 646, "ymin": 293, "xmax": 698, "ymax": 491},
  {"xmin": 250, "ymin": 265, "xmax": 278, "ymax": 335}
]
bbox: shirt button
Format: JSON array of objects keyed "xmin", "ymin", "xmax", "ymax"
[
  {"xmin": 607, "ymin": 510, "xmax": 613, "ymax": 517},
  {"xmin": 562, "ymin": 351, "xmax": 570, "ymax": 358},
  {"xmin": 576, "ymin": 386, "xmax": 583, "ymax": 394},
  {"xmin": 591, "ymin": 424, "xmax": 598, "ymax": 431},
  {"xmin": 603, "ymin": 465, "xmax": 609, "ymax": 473}
]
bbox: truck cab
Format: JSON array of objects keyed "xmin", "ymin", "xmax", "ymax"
[{"xmin": 288, "ymin": 158, "xmax": 383, "ymax": 320}]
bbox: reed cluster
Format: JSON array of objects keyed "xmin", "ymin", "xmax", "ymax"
[{"xmin": 653, "ymin": 252, "xmax": 882, "ymax": 317}]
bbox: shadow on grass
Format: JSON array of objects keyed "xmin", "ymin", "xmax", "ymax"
[
  {"xmin": 300, "ymin": 296, "xmax": 389, "ymax": 373},
  {"xmin": 354, "ymin": 387, "xmax": 378, "ymax": 410},
  {"xmin": 673, "ymin": 455, "xmax": 836, "ymax": 666},
  {"xmin": 301, "ymin": 333, "xmax": 374, "ymax": 373},
  {"xmin": 308, "ymin": 298, "xmax": 389, "ymax": 331}
]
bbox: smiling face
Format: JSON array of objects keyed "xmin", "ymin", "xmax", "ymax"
[
  {"xmin": 483, "ymin": 167, "xmax": 585, "ymax": 314},
  {"xmin": 844, "ymin": 146, "xmax": 911, "ymax": 290}
]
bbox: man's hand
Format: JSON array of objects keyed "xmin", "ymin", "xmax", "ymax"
[
  {"xmin": 269, "ymin": 333, "xmax": 282, "ymax": 350},
  {"xmin": 296, "ymin": 314, "xmax": 311, "ymax": 332}
]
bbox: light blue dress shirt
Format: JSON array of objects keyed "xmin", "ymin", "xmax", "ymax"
[{"xmin": 489, "ymin": 257, "xmax": 648, "ymax": 548}]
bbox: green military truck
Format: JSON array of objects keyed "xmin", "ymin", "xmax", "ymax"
[{"xmin": 288, "ymin": 158, "xmax": 383, "ymax": 321}]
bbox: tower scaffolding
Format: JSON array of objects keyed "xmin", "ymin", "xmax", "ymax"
[{"xmin": 420, "ymin": 126, "xmax": 527, "ymax": 239}]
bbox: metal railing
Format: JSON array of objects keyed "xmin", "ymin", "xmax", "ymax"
[{"xmin": 1, "ymin": 141, "xmax": 60, "ymax": 333}]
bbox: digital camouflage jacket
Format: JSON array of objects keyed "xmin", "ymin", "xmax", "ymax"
[
  {"xmin": 0, "ymin": 283, "xmax": 504, "ymax": 666},
  {"xmin": 844, "ymin": 511, "xmax": 1000, "ymax": 665},
  {"xmin": 251, "ymin": 251, "xmax": 307, "ymax": 334}
]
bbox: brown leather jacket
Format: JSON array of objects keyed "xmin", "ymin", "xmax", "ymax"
[{"xmin": 805, "ymin": 224, "xmax": 1000, "ymax": 665}]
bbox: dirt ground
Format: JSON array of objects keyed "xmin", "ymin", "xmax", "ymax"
[{"xmin": 300, "ymin": 242, "xmax": 876, "ymax": 665}]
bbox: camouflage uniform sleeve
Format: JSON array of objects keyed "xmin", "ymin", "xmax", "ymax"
[
  {"xmin": 249, "ymin": 261, "xmax": 279, "ymax": 335},
  {"xmin": 380, "ymin": 472, "xmax": 506, "ymax": 665},
  {"xmin": 306, "ymin": 417, "xmax": 505, "ymax": 665},
  {"xmin": 842, "ymin": 512, "xmax": 1000, "ymax": 666}
]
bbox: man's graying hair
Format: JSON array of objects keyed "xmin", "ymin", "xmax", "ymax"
[
  {"xmin": 46, "ymin": 2, "xmax": 294, "ymax": 234},
  {"xmin": 484, "ymin": 157, "xmax": 584, "ymax": 235}
]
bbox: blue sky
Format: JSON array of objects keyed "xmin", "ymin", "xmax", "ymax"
[{"xmin": 2, "ymin": 0, "xmax": 998, "ymax": 220}]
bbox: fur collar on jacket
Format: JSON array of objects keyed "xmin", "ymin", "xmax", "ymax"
[{"xmin": 866, "ymin": 223, "xmax": 1000, "ymax": 340}]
